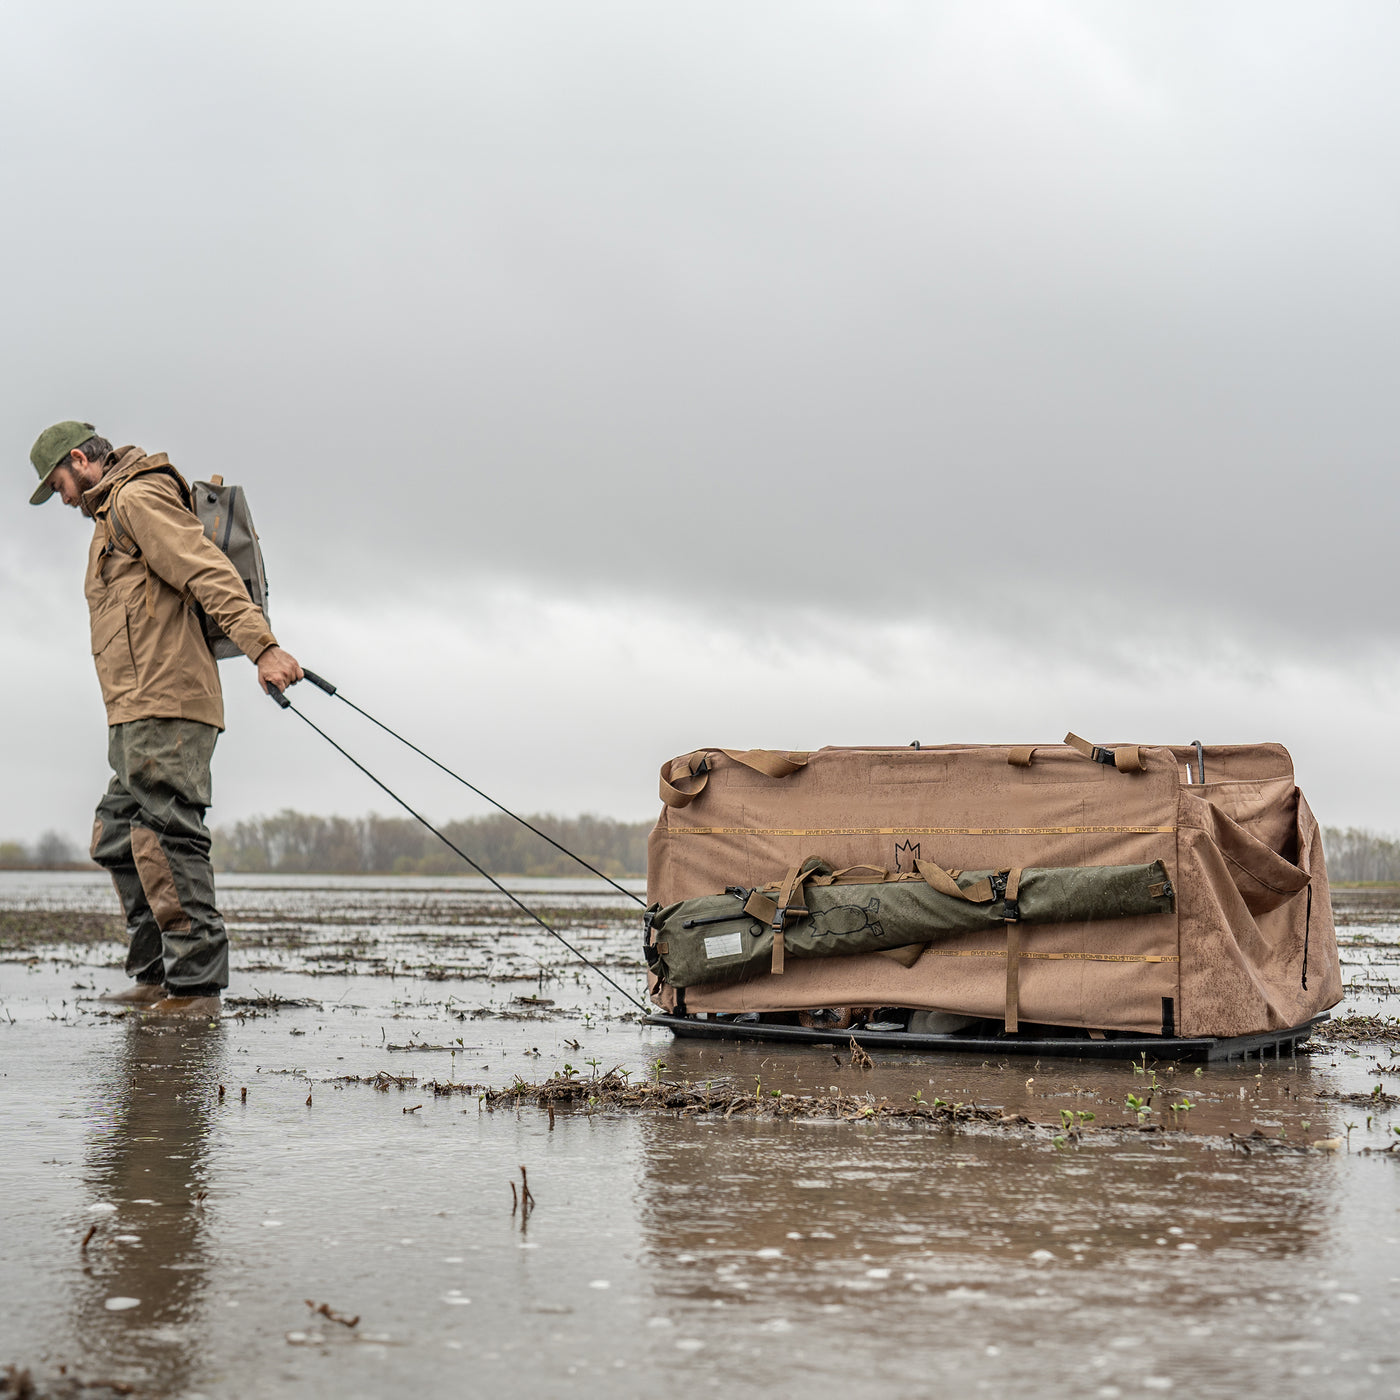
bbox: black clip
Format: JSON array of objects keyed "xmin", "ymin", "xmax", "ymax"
[
  {"xmin": 1089, "ymin": 746, "xmax": 1116, "ymax": 766},
  {"xmin": 693, "ymin": 755, "xmax": 710, "ymax": 776},
  {"xmin": 1002, "ymin": 897, "xmax": 1020, "ymax": 923},
  {"xmin": 724, "ymin": 886, "xmax": 749, "ymax": 900}
]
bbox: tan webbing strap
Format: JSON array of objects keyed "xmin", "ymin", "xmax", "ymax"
[
  {"xmin": 815, "ymin": 863, "xmax": 889, "ymax": 886},
  {"xmin": 1007, "ymin": 746, "xmax": 1038, "ymax": 767},
  {"xmin": 659, "ymin": 748, "xmax": 810, "ymax": 809},
  {"xmin": 775, "ymin": 862, "xmax": 807, "ymax": 917},
  {"xmin": 659, "ymin": 751, "xmax": 712, "ymax": 808},
  {"xmin": 1064, "ymin": 733, "xmax": 1145, "ymax": 773},
  {"xmin": 1112, "ymin": 745, "xmax": 1145, "ymax": 773},
  {"xmin": 915, "ymin": 859, "xmax": 995, "ymax": 903},
  {"xmin": 769, "ymin": 861, "xmax": 822, "ymax": 974},
  {"xmin": 1003, "ymin": 867, "xmax": 1023, "ymax": 1034},
  {"xmin": 721, "ymin": 748, "xmax": 810, "ymax": 780}
]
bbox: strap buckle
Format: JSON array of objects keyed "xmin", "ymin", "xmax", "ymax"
[{"xmin": 1089, "ymin": 745, "xmax": 1116, "ymax": 766}]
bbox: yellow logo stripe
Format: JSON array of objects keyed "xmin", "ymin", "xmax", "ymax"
[{"xmin": 668, "ymin": 825, "xmax": 1175, "ymax": 837}]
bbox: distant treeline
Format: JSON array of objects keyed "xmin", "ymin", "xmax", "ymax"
[
  {"xmin": 0, "ymin": 831, "xmax": 82, "ymax": 869},
  {"xmin": 1320, "ymin": 827, "xmax": 1400, "ymax": 884},
  {"xmin": 5, "ymin": 817, "xmax": 1397, "ymax": 885},
  {"xmin": 209, "ymin": 810, "xmax": 651, "ymax": 878}
]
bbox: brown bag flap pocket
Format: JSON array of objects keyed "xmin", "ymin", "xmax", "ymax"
[
  {"xmin": 90, "ymin": 605, "xmax": 127, "ymax": 656},
  {"xmin": 1210, "ymin": 804, "xmax": 1310, "ymax": 914}
]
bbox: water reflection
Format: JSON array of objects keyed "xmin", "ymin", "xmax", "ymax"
[
  {"xmin": 630, "ymin": 1109, "xmax": 1350, "ymax": 1393},
  {"xmin": 74, "ymin": 1020, "xmax": 223, "ymax": 1393}
]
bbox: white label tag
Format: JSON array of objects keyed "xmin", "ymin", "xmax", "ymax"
[{"xmin": 704, "ymin": 931, "xmax": 744, "ymax": 960}]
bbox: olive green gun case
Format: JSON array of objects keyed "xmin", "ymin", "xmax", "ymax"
[{"xmin": 644, "ymin": 737, "xmax": 1342, "ymax": 1037}]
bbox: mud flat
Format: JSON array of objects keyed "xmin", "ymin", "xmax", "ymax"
[{"xmin": 2, "ymin": 873, "xmax": 1400, "ymax": 1399}]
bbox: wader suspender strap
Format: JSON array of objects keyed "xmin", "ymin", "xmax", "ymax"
[
  {"xmin": 1063, "ymin": 732, "xmax": 1145, "ymax": 773},
  {"xmin": 1003, "ymin": 867, "xmax": 1023, "ymax": 1033},
  {"xmin": 659, "ymin": 748, "xmax": 810, "ymax": 808}
]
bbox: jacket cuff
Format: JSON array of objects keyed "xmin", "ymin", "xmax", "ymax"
[{"xmin": 229, "ymin": 619, "xmax": 278, "ymax": 661}]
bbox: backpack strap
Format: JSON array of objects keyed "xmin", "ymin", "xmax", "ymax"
[{"xmin": 98, "ymin": 459, "xmax": 195, "ymax": 618}]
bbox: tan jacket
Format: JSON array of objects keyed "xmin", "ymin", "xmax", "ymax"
[{"xmin": 83, "ymin": 447, "xmax": 278, "ymax": 730}]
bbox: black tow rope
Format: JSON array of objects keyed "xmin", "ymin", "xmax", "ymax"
[
  {"xmin": 266, "ymin": 672, "xmax": 649, "ymax": 1015},
  {"xmin": 289, "ymin": 671, "xmax": 645, "ymax": 907}
]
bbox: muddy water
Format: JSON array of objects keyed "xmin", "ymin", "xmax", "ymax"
[{"xmin": 3, "ymin": 873, "xmax": 1400, "ymax": 1399}]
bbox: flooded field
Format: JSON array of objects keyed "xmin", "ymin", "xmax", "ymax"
[{"xmin": 3, "ymin": 872, "xmax": 1400, "ymax": 1399}]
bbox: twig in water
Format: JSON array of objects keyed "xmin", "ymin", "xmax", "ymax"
[
  {"xmin": 305, "ymin": 1299, "xmax": 360, "ymax": 1329},
  {"xmin": 849, "ymin": 1037, "xmax": 874, "ymax": 1070}
]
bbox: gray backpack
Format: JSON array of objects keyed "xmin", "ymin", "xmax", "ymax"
[{"xmin": 192, "ymin": 475, "xmax": 270, "ymax": 660}]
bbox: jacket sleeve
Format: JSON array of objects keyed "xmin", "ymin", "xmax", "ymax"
[{"xmin": 116, "ymin": 476, "xmax": 278, "ymax": 662}]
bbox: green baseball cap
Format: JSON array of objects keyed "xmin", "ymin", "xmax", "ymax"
[{"xmin": 29, "ymin": 421, "xmax": 97, "ymax": 505}]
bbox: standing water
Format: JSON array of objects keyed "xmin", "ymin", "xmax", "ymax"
[{"xmin": 2, "ymin": 872, "xmax": 1398, "ymax": 1398}]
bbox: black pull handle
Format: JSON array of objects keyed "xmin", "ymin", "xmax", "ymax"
[
  {"xmin": 303, "ymin": 669, "xmax": 337, "ymax": 696},
  {"xmin": 266, "ymin": 683, "xmax": 290, "ymax": 709}
]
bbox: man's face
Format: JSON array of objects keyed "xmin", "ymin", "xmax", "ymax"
[{"xmin": 50, "ymin": 452, "xmax": 102, "ymax": 514}]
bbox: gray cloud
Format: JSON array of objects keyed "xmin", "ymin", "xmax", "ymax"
[{"xmin": 4, "ymin": 2, "xmax": 1397, "ymax": 839}]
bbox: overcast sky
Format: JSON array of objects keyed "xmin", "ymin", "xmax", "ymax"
[{"xmin": 4, "ymin": 1, "xmax": 1399, "ymax": 847}]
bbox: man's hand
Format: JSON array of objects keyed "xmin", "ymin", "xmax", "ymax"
[{"xmin": 257, "ymin": 646, "xmax": 305, "ymax": 695}]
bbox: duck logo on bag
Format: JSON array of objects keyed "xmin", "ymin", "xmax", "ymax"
[{"xmin": 811, "ymin": 898, "xmax": 883, "ymax": 940}]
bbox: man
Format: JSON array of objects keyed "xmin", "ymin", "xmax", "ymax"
[{"xmin": 29, "ymin": 420, "xmax": 303, "ymax": 1019}]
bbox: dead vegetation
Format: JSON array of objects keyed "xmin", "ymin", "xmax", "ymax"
[
  {"xmin": 479, "ymin": 1069, "xmax": 1005, "ymax": 1125},
  {"xmin": 0, "ymin": 911, "xmax": 125, "ymax": 955},
  {"xmin": 1313, "ymin": 1015, "xmax": 1400, "ymax": 1043},
  {"xmin": 1, "ymin": 1365, "xmax": 134, "ymax": 1398},
  {"xmin": 325, "ymin": 1071, "xmax": 418, "ymax": 1091},
  {"xmin": 225, "ymin": 992, "xmax": 322, "ymax": 1010}
]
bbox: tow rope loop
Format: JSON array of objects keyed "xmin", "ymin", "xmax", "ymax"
[
  {"xmin": 269, "ymin": 687, "xmax": 649, "ymax": 1014},
  {"xmin": 292, "ymin": 671, "xmax": 645, "ymax": 908}
]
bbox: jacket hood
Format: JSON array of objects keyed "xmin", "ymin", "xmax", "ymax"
[{"xmin": 82, "ymin": 447, "xmax": 160, "ymax": 514}]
